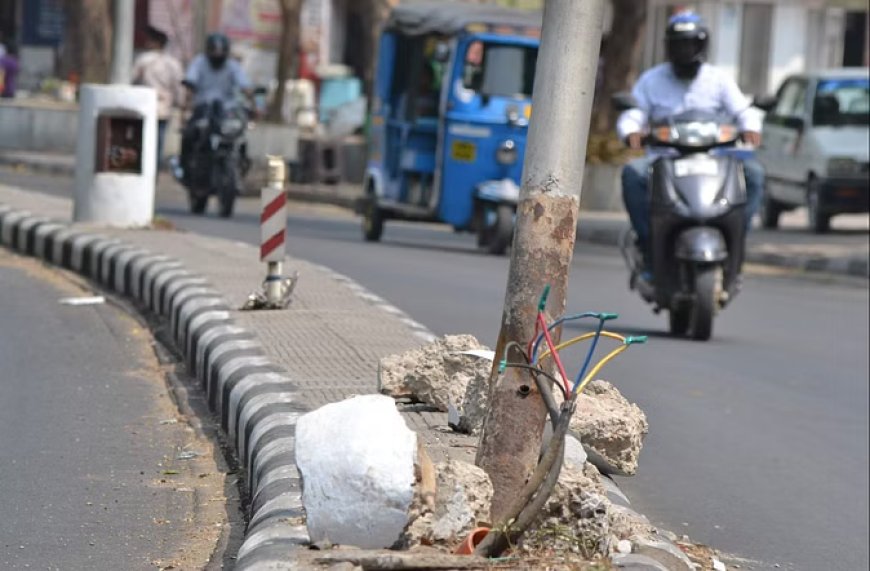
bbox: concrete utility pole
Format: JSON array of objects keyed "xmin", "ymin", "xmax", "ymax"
[
  {"xmin": 110, "ymin": 0, "xmax": 135, "ymax": 84},
  {"xmin": 475, "ymin": 0, "xmax": 606, "ymax": 522}
]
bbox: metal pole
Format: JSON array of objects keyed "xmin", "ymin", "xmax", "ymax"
[
  {"xmin": 109, "ymin": 0, "xmax": 135, "ymax": 84},
  {"xmin": 263, "ymin": 157, "xmax": 288, "ymax": 306},
  {"xmin": 475, "ymin": 0, "xmax": 606, "ymax": 522}
]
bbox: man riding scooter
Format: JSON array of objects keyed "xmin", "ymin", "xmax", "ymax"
[{"xmin": 617, "ymin": 11, "xmax": 764, "ymax": 282}]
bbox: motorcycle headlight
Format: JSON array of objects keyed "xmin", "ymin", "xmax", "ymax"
[
  {"xmin": 220, "ymin": 118, "xmax": 244, "ymax": 137},
  {"xmin": 827, "ymin": 157, "xmax": 860, "ymax": 177},
  {"xmin": 496, "ymin": 139, "xmax": 518, "ymax": 165}
]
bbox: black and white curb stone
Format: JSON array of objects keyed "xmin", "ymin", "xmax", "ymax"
[
  {"xmin": 1, "ymin": 205, "xmax": 698, "ymax": 571},
  {"xmin": 0, "ymin": 207, "xmax": 309, "ymax": 570}
]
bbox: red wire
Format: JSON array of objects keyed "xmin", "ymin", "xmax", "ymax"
[
  {"xmin": 537, "ymin": 312, "xmax": 571, "ymax": 395},
  {"xmin": 527, "ymin": 311, "xmax": 542, "ymax": 357}
]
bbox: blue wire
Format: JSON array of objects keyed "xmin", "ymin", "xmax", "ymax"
[{"xmin": 572, "ymin": 318, "xmax": 605, "ymax": 392}]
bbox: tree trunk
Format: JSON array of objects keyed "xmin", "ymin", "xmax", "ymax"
[
  {"xmin": 61, "ymin": 1, "xmax": 113, "ymax": 84},
  {"xmin": 591, "ymin": 0, "xmax": 647, "ymax": 134},
  {"xmin": 361, "ymin": 0, "xmax": 399, "ymax": 100},
  {"xmin": 267, "ymin": 0, "xmax": 302, "ymax": 123}
]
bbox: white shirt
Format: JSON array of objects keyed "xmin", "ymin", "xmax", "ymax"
[
  {"xmin": 617, "ymin": 63, "xmax": 763, "ymax": 141},
  {"xmin": 184, "ymin": 54, "xmax": 251, "ymax": 107},
  {"xmin": 132, "ymin": 49, "xmax": 184, "ymax": 119}
]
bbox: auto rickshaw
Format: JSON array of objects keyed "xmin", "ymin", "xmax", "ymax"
[{"xmin": 360, "ymin": 2, "xmax": 541, "ymax": 254}]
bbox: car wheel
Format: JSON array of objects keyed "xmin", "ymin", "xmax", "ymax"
[
  {"xmin": 807, "ymin": 178, "xmax": 831, "ymax": 234},
  {"xmin": 760, "ymin": 189, "xmax": 785, "ymax": 229}
]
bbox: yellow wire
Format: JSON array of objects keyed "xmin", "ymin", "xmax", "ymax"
[
  {"xmin": 537, "ymin": 331, "xmax": 626, "ymax": 363},
  {"xmin": 575, "ymin": 345, "xmax": 628, "ymax": 395}
]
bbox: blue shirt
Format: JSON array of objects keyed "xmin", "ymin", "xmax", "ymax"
[
  {"xmin": 617, "ymin": 63, "xmax": 762, "ymax": 141},
  {"xmin": 184, "ymin": 54, "xmax": 251, "ymax": 106}
]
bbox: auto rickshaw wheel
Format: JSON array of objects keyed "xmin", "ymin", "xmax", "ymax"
[
  {"xmin": 479, "ymin": 204, "xmax": 514, "ymax": 256},
  {"xmin": 362, "ymin": 199, "xmax": 384, "ymax": 242}
]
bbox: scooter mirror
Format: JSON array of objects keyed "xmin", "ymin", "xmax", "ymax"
[{"xmin": 753, "ymin": 95, "xmax": 777, "ymax": 112}]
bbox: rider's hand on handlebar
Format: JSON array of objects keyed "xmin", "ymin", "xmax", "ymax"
[
  {"xmin": 626, "ymin": 132, "xmax": 644, "ymax": 150},
  {"xmin": 741, "ymin": 131, "xmax": 762, "ymax": 147}
]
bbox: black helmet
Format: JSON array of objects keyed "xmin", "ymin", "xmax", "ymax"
[
  {"xmin": 665, "ymin": 11, "xmax": 709, "ymax": 80},
  {"xmin": 205, "ymin": 33, "xmax": 230, "ymax": 69}
]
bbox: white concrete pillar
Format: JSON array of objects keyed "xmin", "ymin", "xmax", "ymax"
[
  {"xmin": 768, "ymin": 4, "xmax": 808, "ymax": 94},
  {"xmin": 73, "ymin": 84, "xmax": 158, "ymax": 227}
]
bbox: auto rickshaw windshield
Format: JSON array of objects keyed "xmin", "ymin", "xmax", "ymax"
[{"xmin": 462, "ymin": 41, "xmax": 538, "ymax": 99}]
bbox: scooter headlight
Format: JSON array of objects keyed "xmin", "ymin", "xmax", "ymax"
[{"xmin": 496, "ymin": 139, "xmax": 518, "ymax": 165}]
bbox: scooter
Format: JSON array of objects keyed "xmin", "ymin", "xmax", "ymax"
[{"xmin": 614, "ymin": 99, "xmax": 748, "ymax": 341}]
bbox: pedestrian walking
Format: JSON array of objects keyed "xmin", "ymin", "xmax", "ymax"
[
  {"xmin": 0, "ymin": 41, "xmax": 20, "ymax": 99},
  {"xmin": 132, "ymin": 26, "xmax": 184, "ymax": 170}
]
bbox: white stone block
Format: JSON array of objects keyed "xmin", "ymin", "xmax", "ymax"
[{"xmin": 296, "ymin": 395, "xmax": 417, "ymax": 548}]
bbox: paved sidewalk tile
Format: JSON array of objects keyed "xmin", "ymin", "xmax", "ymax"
[{"xmin": 0, "ymin": 184, "xmax": 423, "ymax": 415}]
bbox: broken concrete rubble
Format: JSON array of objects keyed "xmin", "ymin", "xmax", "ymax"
[
  {"xmin": 404, "ymin": 459, "xmax": 493, "ymax": 548},
  {"xmin": 296, "ymin": 394, "xmax": 418, "ymax": 549},
  {"xmin": 381, "ymin": 337, "xmax": 647, "ymax": 475},
  {"xmin": 378, "ymin": 335, "xmax": 493, "ymax": 434},
  {"xmin": 523, "ymin": 461, "xmax": 612, "ymax": 557},
  {"xmin": 524, "ymin": 461, "xmax": 660, "ymax": 560},
  {"xmin": 570, "ymin": 380, "xmax": 648, "ymax": 476}
]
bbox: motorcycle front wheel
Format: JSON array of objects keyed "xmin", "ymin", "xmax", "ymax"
[
  {"xmin": 189, "ymin": 192, "xmax": 208, "ymax": 214},
  {"xmin": 213, "ymin": 160, "xmax": 238, "ymax": 218}
]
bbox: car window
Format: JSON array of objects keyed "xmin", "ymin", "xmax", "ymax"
[
  {"xmin": 813, "ymin": 78, "xmax": 870, "ymax": 126},
  {"xmin": 773, "ymin": 79, "xmax": 807, "ymax": 119}
]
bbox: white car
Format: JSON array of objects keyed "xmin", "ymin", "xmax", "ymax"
[{"xmin": 755, "ymin": 68, "xmax": 869, "ymax": 233}]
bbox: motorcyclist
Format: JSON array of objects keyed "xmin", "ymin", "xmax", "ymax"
[
  {"xmin": 617, "ymin": 11, "xmax": 764, "ymax": 279},
  {"xmin": 179, "ymin": 33, "xmax": 254, "ymax": 182}
]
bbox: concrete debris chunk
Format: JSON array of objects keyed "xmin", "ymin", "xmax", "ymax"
[
  {"xmin": 571, "ymin": 380, "xmax": 648, "ymax": 476},
  {"xmin": 378, "ymin": 335, "xmax": 493, "ymax": 434},
  {"xmin": 296, "ymin": 394, "xmax": 417, "ymax": 549},
  {"xmin": 404, "ymin": 459, "xmax": 493, "ymax": 548}
]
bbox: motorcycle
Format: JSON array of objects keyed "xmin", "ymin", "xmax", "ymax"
[
  {"xmin": 615, "ymin": 97, "xmax": 748, "ymax": 341},
  {"xmin": 172, "ymin": 100, "xmax": 251, "ymax": 218}
]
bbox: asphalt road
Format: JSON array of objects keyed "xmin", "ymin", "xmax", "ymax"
[
  {"xmin": 0, "ymin": 250, "xmax": 227, "ymax": 570},
  {"xmin": 4, "ymin": 171, "xmax": 869, "ymax": 570}
]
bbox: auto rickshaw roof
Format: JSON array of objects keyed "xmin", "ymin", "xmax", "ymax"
[{"xmin": 386, "ymin": 1, "xmax": 542, "ymax": 38}]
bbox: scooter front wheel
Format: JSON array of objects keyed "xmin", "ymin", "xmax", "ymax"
[
  {"xmin": 669, "ymin": 305, "xmax": 690, "ymax": 336},
  {"xmin": 689, "ymin": 265, "xmax": 721, "ymax": 341}
]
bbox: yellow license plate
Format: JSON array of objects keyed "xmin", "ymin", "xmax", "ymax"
[{"xmin": 451, "ymin": 140, "xmax": 477, "ymax": 162}]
